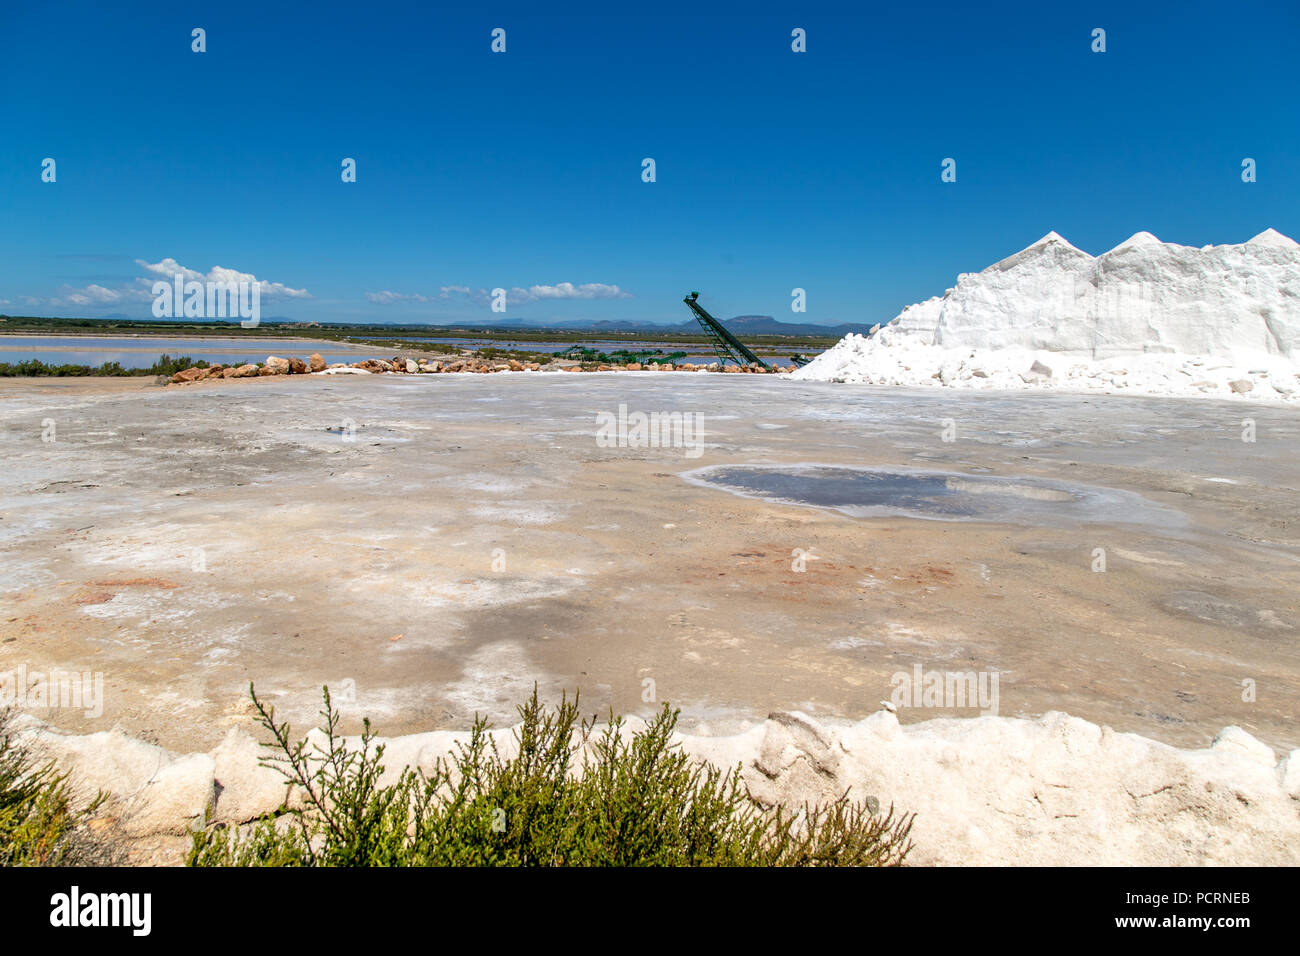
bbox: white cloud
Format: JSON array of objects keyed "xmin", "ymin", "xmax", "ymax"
[
  {"xmin": 63, "ymin": 285, "xmax": 119, "ymax": 305},
  {"xmin": 439, "ymin": 282, "xmax": 631, "ymax": 304},
  {"xmin": 366, "ymin": 290, "xmax": 431, "ymax": 305},
  {"xmin": 50, "ymin": 283, "xmax": 152, "ymax": 307},
  {"xmin": 135, "ymin": 258, "xmax": 311, "ymax": 299},
  {"xmin": 37, "ymin": 258, "xmax": 311, "ymax": 311},
  {"xmin": 520, "ymin": 282, "xmax": 631, "ymax": 302}
]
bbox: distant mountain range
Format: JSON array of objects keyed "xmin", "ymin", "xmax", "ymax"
[
  {"xmin": 348, "ymin": 315, "xmax": 873, "ymax": 337},
  {"xmin": 31, "ymin": 313, "xmax": 869, "ymax": 338}
]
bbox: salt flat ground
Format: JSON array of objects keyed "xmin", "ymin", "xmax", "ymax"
[{"xmin": 0, "ymin": 373, "xmax": 1296, "ymax": 754}]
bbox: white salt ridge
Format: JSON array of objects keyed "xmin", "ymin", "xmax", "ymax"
[
  {"xmin": 793, "ymin": 229, "xmax": 1300, "ymax": 401},
  {"xmin": 19, "ymin": 708, "xmax": 1300, "ymax": 863}
]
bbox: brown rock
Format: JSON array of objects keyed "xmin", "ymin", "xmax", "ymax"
[
  {"xmin": 288, "ymin": 358, "xmax": 308, "ymax": 375},
  {"xmin": 170, "ymin": 367, "xmax": 205, "ymax": 384},
  {"xmin": 308, "ymin": 353, "xmax": 326, "ymax": 372},
  {"xmin": 232, "ymin": 364, "xmax": 258, "ymax": 378},
  {"xmin": 264, "ymin": 356, "xmax": 290, "ymax": 374},
  {"xmin": 221, "ymin": 367, "xmax": 239, "ymax": 378},
  {"xmin": 626, "ymin": 363, "xmax": 642, "ymax": 371}
]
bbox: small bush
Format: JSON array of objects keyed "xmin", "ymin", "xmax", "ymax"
[
  {"xmin": 0, "ymin": 354, "xmax": 204, "ymax": 378},
  {"xmin": 146, "ymin": 354, "xmax": 205, "ymax": 376},
  {"xmin": 189, "ymin": 687, "xmax": 913, "ymax": 867},
  {"xmin": 0, "ymin": 709, "xmax": 105, "ymax": 866},
  {"xmin": 473, "ymin": 346, "xmax": 556, "ymax": 364}
]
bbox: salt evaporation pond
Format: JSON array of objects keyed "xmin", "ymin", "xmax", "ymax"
[
  {"xmin": 0, "ymin": 336, "xmax": 377, "ymax": 368},
  {"xmin": 684, "ymin": 463, "xmax": 1183, "ymax": 527}
]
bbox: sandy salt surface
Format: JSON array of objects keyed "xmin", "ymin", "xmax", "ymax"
[
  {"xmin": 1, "ymin": 372, "xmax": 1296, "ymax": 757},
  {"xmin": 2, "ymin": 373, "xmax": 1297, "ymax": 863}
]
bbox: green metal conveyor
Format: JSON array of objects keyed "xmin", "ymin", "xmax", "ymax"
[{"xmin": 682, "ymin": 292, "xmax": 771, "ymax": 370}]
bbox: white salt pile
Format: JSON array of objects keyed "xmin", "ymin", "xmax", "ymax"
[
  {"xmin": 19, "ymin": 708, "xmax": 1300, "ymax": 864},
  {"xmin": 793, "ymin": 229, "xmax": 1300, "ymax": 401}
]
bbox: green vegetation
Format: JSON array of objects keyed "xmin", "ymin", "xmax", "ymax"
[
  {"xmin": 0, "ymin": 354, "xmax": 207, "ymax": 378},
  {"xmin": 354, "ymin": 338, "xmax": 463, "ymax": 356},
  {"xmin": 0, "ymin": 709, "xmax": 106, "ymax": 866},
  {"xmin": 473, "ymin": 346, "xmax": 556, "ymax": 364},
  {"xmin": 189, "ymin": 686, "xmax": 914, "ymax": 867},
  {"xmin": 555, "ymin": 346, "xmax": 689, "ymax": 365}
]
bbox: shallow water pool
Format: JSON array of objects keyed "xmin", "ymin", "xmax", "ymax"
[{"xmin": 684, "ymin": 463, "xmax": 1183, "ymax": 527}]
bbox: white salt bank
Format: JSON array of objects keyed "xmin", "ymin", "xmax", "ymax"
[{"xmin": 794, "ymin": 229, "xmax": 1300, "ymax": 401}]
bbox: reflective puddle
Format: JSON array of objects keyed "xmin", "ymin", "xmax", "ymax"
[{"xmin": 683, "ymin": 464, "xmax": 1182, "ymax": 527}]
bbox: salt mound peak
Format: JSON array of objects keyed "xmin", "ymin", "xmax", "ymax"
[
  {"xmin": 1107, "ymin": 231, "xmax": 1162, "ymax": 253},
  {"xmin": 1025, "ymin": 230, "xmax": 1086, "ymax": 254},
  {"xmin": 987, "ymin": 231, "xmax": 1092, "ymax": 273},
  {"xmin": 1249, "ymin": 227, "xmax": 1299, "ymax": 249}
]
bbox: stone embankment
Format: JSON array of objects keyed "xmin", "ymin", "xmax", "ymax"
[{"xmin": 170, "ymin": 352, "xmax": 792, "ymax": 384}]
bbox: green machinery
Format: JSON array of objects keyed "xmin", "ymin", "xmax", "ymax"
[
  {"xmin": 682, "ymin": 292, "xmax": 771, "ymax": 369},
  {"xmin": 682, "ymin": 292, "xmax": 812, "ymax": 368}
]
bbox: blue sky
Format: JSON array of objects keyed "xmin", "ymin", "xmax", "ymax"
[{"xmin": 2, "ymin": 0, "xmax": 1297, "ymax": 326}]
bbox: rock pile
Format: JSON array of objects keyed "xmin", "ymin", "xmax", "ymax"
[{"xmin": 170, "ymin": 352, "xmax": 792, "ymax": 384}]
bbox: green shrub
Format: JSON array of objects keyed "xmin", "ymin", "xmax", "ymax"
[
  {"xmin": 0, "ymin": 709, "xmax": 105, "ymax": 866},
  {"xmin": 146, "ymin": 354, "xmax": 204, "ymax": 376},
  {"xmin": 0, "ymin": 354, "xmax": 204, "ymax": 378},
  {"xmin": 474, "ymin": 346, "xmax": 555, "ymax": 364},
  {"xmin": 554, "ymin": 346, "xmax": 685, "ymax": 365},
  {"xmin": 189, "ymin": 686, "xmax": 913, "ymax": 867}
]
